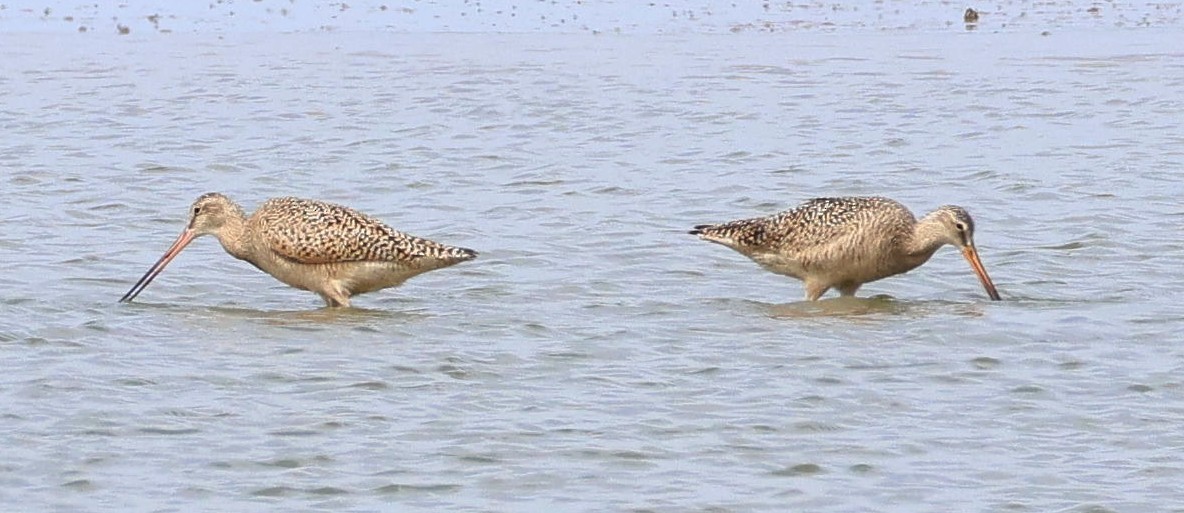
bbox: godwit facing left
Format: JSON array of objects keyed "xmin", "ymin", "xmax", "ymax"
[
  {"xmin": 690, "ymin": 196, "xmax": 1001, "ymax": 301},
  {"xmin": 120, "ymin": 193, "xmax": 477, "ymax": 307}
]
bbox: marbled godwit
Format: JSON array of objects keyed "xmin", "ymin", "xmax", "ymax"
[
  {"xmin": 690, "ymin": 197, "xmax": 1001, "ymax": 301},
  {"xmin": 120, "ymin": 193, "xmax": 477, "ymax": 307}
]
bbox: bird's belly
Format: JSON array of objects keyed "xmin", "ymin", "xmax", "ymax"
[
  {"xmin": 271, "ymin": 262, "xmax": 425, "ymax": 295},
  {"xmin": 750, "ymin": 249, "xmax": 916, "ymax": 285},
  {"xmin": 750, "ymin": 252, "xmax": 809, "ymax": 280},
  {"xmin": 248, "ymin": 257, "xmax": 322, "ymax": 292},
  {"xmin": 337, "ymin": 261, "xmax": 425, "ymax": 295},
  {"xmin": 250, "ymin": 248, "xmax": 435, "ymax": 298}
]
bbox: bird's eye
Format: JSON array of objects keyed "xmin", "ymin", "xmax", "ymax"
[
  {"xmin": 954, "ymin": 222, "xmax": 967, "ymax": 232},
  {"xmin": 193, "ymin": 206, "xmax": 202, "ymax": 216}
]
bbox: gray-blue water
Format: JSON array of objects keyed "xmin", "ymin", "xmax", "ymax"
[{"xmin": 2, "ymin": 2, "xmax": 1184, "ymax": 512}]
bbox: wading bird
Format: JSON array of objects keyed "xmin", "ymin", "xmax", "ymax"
[
  {"xmin": 120, "ymin": 193, "xmax": 477, "ymax": 307},
  {"xmin": 690, "ymin": 196, "xmax": 1001, "ymax": 301}
]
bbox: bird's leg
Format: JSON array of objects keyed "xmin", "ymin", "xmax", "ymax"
[
  {"xmin": 804, "ymin": 280, "xmax": 830, "ymax": 301},
  {"xmin": 317, "ymin": 283, "xmax": 352, "ymax": 308},
  {"xmin": 837, "ymin": 282, "xmax": 862, "ymax": 297}
]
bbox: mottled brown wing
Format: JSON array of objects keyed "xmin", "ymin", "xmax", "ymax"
[
  {"xmin": 258, "ymin": 197, "xmax": 437, "ymax": 265},
  {"xmin": 765, "ymin": 197, "xmax": 906, "ymax": 249}
]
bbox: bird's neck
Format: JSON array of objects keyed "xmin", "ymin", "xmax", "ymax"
[
  {"xmin": 212, "ymin": 212, "xmax": 251, "ymax": 261},
  {"xmin": 902, "ymin": 215, "xmax": 948, "ymax": 262}
]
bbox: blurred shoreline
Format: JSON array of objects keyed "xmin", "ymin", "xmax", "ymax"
[{"xmin": 1, "ymin": 0, "xmax": 1181, "ymax": 35}]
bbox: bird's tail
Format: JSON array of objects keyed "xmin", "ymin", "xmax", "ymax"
[
  {"xmin": 446, "ymin": 246, "xmax": 478, "ymax": 262},
  {"xmin": 414, "ymin": 241, "xmax": 478, "ymax": 268},
  {"xmin": 689, "ymin": 224, "xmax": 719, "ymax": 237},
  {"xmin": 689, "ymin": 218, "xmax": 767, "ymax": 250}
]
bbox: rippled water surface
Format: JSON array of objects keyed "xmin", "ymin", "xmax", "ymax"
[{"xmin": 3, "ymin": 16, "xmax": 1184, "ymax": 513}]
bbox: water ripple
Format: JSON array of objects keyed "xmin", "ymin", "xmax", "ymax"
[{"xmin": 0, "ymin": 24, "xmax": 1181, "ymax": 513}]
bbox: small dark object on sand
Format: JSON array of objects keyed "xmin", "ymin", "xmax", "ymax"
[{"xmin": 964, "ymin": 8, "xmax": 980, "ymax": 23}]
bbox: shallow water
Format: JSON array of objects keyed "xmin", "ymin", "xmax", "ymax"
[{"xmin": 3, "ymin": 9, "xmax": 1184, "ymax": 513}]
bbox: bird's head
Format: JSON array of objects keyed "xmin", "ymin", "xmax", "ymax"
[
  {"xmin": 930, "ymin": 205, "xmax": 978, "ymax": 248},
  {"xmin": 187, "ymin": 192, "xmax": 244, "ymax": 235},
  {"xmin": 928, "ymin": 205, "xmax": 1001, "ymax": 301}
]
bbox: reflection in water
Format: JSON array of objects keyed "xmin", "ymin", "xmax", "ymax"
[
  {"xmin": 760, "ymin": 296, "xmax": 989, "ymax": 319},
  {"xmin": 764, "ymin": 295, "xmax": 908, "ymax": 318},
  {"xmin": 116, "ymin": 300, "xmax": 431, "ymax": 331},
  {"xmin": 205, "ymin": 305, "xmax": 429, "ymax": 326}
]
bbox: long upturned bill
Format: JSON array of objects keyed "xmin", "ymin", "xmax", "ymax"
[
  {"xmin": 119, "ymin": 228, "xmax": 197, "ymax": 302},
  {"xmin": 961, "ymin": 245, "xmax": 1001, "ymax": 301}
]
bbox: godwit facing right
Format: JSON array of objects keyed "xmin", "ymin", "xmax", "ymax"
[
  {"xmin": 120, "ymin": 193, "xmax": 477, "ymax": 307},
  {"xmin": 690, "ymin": 196, "xmax": 1001, "ymax": 301}
]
